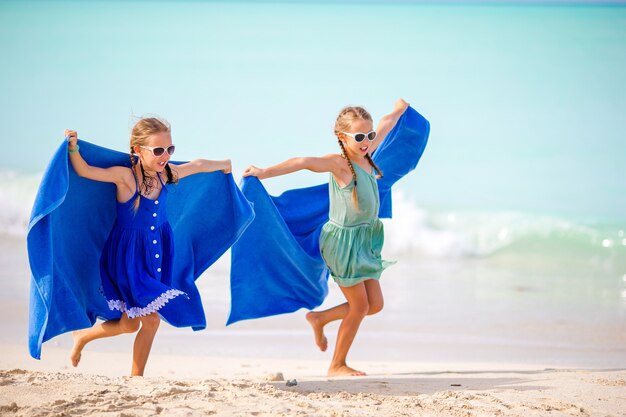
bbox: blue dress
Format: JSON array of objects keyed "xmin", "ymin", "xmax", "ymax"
[{"xmin": 99, "ymin": 171, "xmax": 187, "ymax": 318}]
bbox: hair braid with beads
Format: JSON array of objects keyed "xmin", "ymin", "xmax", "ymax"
[{"xmin": 364, "ymin": 153, "xmax": 383, "ymax": 179}]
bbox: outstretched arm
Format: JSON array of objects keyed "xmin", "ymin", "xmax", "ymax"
[
  {"xmin": 243, "ymin": 154, "xmax": 344, "ymax": 180},
  {"xmin": 65, "ymin": 129, "xmax": 131, "ymax": 186},
  {"xmin": 370, "ymin": 98, "xmax": 410, "ymax": 153},
  {"xmin": 170, "ymin": 159, "xmax": 232, "ymax": 180}
]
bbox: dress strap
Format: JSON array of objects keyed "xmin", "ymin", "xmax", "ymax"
[{"xmin": 157, "ymin": 172, "xmax": 166, "ymax": 187}]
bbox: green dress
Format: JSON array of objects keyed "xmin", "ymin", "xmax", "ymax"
[{"xmin": 319, "ymin": 163, "xmax": 394, "ymax": 287}]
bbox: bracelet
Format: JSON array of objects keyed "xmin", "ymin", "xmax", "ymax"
[{"xmin": 68, "ymin": 144, "xmax": 80, "ymax": 154}]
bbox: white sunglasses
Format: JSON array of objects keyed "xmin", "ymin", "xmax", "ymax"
[
  {"xmin": 341, "ymin": 131, "xmax": 377, "ymax": 143},
  {"xmin": 139, "ymin": 145, "xmax": 176, "ymax": 157}
]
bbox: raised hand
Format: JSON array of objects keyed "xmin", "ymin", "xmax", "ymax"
[
  {"xmin": 65, "ymin": 129, "xmax": 78, "ymax": 150},
  {"xmin": 394, "ymin": 98, "xmax": 410, "ymax": 112}
]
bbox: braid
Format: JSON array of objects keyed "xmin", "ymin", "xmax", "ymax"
[
  {"xmin": 164, "ymin": 163, "xmax": 178, "ymax": 184},
  {"xmin": 130, "ymin": 149, "xmax": 141, "ymax": 212},
  {"xmin": 364, "ymin": 154, "xmax": 383, "ymax": 179},
  {"xmin": 337, "ymin": 139, "xmax": 359, "ymax": 210},
  {"xmin": 337, "ymin": 140, "xmax": 357, "ymax": 187}
]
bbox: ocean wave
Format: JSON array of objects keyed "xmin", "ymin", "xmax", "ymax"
[
  {"xmin": 0, "ymin": 170, "xmax": 40, "ymax": 237},
  {"xmin": 382, "ymin": 190, "xmax": 626, "ymax": 259}
]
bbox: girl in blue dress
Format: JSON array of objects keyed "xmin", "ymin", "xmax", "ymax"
[{"xmin": 65, "ymin": 117, "xmax": 231, "ymax": 376}]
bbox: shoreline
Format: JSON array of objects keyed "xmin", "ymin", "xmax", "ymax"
[{"xmin": 2, "ymin": 343, "xmax": 608, "ymax": 380}]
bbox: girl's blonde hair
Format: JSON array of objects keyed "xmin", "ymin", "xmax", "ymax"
[
  {"xmin": 334, "ymin": 106, "xmax": 383, "ymax": 210},
  {"xmin": 129, "ymin": 117, "xmax": 178, "ymax": 211}
]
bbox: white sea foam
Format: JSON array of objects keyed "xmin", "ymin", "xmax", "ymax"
[
  {"xmin": 382, "ymin": 190, "xmax": 620, "ymax": 258},
  {"xmin": 0, "ymin": 170, "xmax": 40, "ymax": 237}
]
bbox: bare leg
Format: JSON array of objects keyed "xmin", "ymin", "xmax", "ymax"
[
  {"xmin": 71, "ymin": 313, "xmax": 141, "ymax": 367},
  {"xmin": 306, "ymin": 279, "xmax": 383, "ymax": 352},
  {"xmin": 327, "ymin": 282, "xmax": 372, "ymax": 377},
  {"xmin": 130, "ymin": 313, "xmax": 161, "ymax": 376},
  {"xmin": 306, "ymin": 311, "xmax": 332, "ymax": 352}
]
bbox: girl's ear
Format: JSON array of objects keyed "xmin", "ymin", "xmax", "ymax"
[{"xmin": 133, "ymin": 145, "xmax": 141, "ymax": 156}]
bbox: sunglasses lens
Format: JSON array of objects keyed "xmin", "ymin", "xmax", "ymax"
[
  {"xmin": 167, "ymin": 145, "xmax": 176, "ymax": 155},
  {"xmin": 367, "ymin": 131, "xmax": 377, "ymax": 141},
  {"xmin": 152, "ymin": 147, "xmax": 165, "ymax": 157},
  {"xmin": 354, "ymin": 134, "xmax": 366, "ymax": 142}
]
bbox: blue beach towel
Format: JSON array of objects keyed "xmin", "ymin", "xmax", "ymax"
[
  {"xmin": 27, "ymin": 140, "xmax": 255, "ymax": 359},
  {"xmin": 228, "ymin": 106, "xmax": 430, "ymax": 324}
]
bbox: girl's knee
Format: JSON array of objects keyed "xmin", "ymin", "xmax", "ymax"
[
  {"xmin": 349, "ymin": 301, "xmax": 370, "ymax": 317},
  {"xmin": 120, "ymin": 317, "xmax": 141, "ymax": 333},
  {"xmin": 141, "ymin": 314, "xmax": 161, "ymax": 330},
  {"xmin": 368, "ymin": 299, "xmax": 384, "ymax": 315}
]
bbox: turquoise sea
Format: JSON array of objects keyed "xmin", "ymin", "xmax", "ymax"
[{"xmin": 1, "ymin": 1, "xmax": 625, "ymax": 366}]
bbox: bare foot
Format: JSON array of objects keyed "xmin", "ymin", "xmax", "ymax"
[
  {"xmin": 327, "ymin": 365, "xmax": 367, "ymax": 377},
  {"xmin": 305, "ymin": 311, "xmax": 327, "ymax": 352},
  {"xmin": 70, "ymin": 330, "xmax": 87, "ymax": 367}
]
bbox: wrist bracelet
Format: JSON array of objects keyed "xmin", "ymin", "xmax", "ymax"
[{"xmin": 68, "ymin": 144, "xmax": 80, "ymax": 154}]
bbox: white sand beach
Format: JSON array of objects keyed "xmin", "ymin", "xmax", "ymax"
[{"xmin": 1, "ymin": 344, "xmax": 625, "ymax": 417}]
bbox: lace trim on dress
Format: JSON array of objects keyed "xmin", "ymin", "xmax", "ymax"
[{"xmin": 106, "ymin": 289, "xmax": 187, "ymax": 318}]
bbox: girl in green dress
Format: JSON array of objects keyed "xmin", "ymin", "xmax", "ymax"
[{"xmin": 243, "ymin": 99, "xmax": 409, "ymax": 377}]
